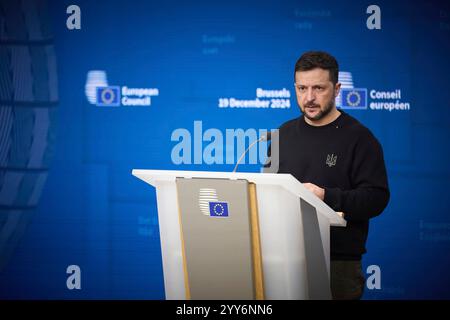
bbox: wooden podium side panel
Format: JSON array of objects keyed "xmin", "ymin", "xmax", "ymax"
[
  {"xmin": 248, "ymin": 183, "xmax": 265, "ymax": 300},
  {"xmin": 176, "ymin": 178, "xmax": 255, "ymax": 300}
]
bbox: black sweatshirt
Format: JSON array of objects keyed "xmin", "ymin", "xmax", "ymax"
[{"xmin": 276, "ymin": 111, "xmax": 390, "ymax": 260}]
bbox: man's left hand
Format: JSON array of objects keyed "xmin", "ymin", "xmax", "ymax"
[{"xmin": 303, "ymin": 182, "xmax": 325, "ymax": 201}]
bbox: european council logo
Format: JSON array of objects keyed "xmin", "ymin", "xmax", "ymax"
[
  {"xmin": 339, "ymin": 88, "xmax": 367, "ymax": 109},
  {"xmin": 96, "ymin": 86, "xmax": 121, "ymax": 106},
  {"xmin": 209, "ymin": 202, "xmax": 229, "ymax": 217}
]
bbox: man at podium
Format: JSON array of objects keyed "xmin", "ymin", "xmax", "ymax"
[{"xmin": 275, "ymin": 51, "xmax": 390, "ymax": 300}]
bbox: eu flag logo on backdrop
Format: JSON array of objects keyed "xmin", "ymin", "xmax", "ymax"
[
  {"xmin": 209, "ymin": 202, "xmax": 229, "ymax": 217},
  {"xmin": 96, "ymin": 86, "xmax": 121, "ymax": 106},
  {"xmin": 339, "ymin": 88, "xmax": 367, "ymax": 109}
]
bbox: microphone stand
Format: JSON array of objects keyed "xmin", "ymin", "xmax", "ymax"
[{"xmin": 233, "ymin": 135, "xmax": 269, "ymax": 173}]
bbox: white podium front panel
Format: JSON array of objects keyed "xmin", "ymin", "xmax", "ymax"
[{"xmin": 132, "ymin": 169, "xmax": 346, "ymax": 299}]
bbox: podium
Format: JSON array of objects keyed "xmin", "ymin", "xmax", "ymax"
[{"xmin": 132, "ymin": 169, "xmax": 346, "ymax": 300}]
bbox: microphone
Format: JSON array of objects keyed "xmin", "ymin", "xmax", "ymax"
[{"xmin": 232, "ymin": 132, "xmax": 271, "ymax": 173}]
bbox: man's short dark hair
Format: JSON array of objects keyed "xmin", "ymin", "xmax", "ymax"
[{"xmin": 294, "ymin": 51, "xmax": 339, "ymax": 85}]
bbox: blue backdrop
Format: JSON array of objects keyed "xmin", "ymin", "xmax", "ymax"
[{"xmin": 0, "ymin": 0, "xmax": 449, "ymax": 299}]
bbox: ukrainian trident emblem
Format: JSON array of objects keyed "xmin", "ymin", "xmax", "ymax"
[{"xmin": 326, "ymin": 154, "xmax": 337, "ymax": 167}]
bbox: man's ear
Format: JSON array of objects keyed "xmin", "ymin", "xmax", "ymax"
[{"xmin": 334, "ymin": 82, "xmax": 341, "ymax": 96}]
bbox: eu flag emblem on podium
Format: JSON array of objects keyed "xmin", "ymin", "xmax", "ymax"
[
  {"xmin": 340, "ymin": 88, "xmax": 367, "ymax": 109},
  {"xmin": 96, "ymin": 86, "xmax": 121, "ymax": 106},
  {"xmin": 209, "ymin": 202, "xmax": 229, "ymax": 217}
]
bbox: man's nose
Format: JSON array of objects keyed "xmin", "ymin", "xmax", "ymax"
[{"xmin": 306, "ymin": 88, "xmax": 315, "ymax": 102}]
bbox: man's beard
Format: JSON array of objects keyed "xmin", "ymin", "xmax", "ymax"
[{"xmin": 302, "ymin": 98, "xmax": 335, "ymax": 121}]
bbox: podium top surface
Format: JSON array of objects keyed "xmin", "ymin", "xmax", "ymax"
[{"xmin": 132, "ymin": 169, "xmax": 346, "ymax": 226}]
